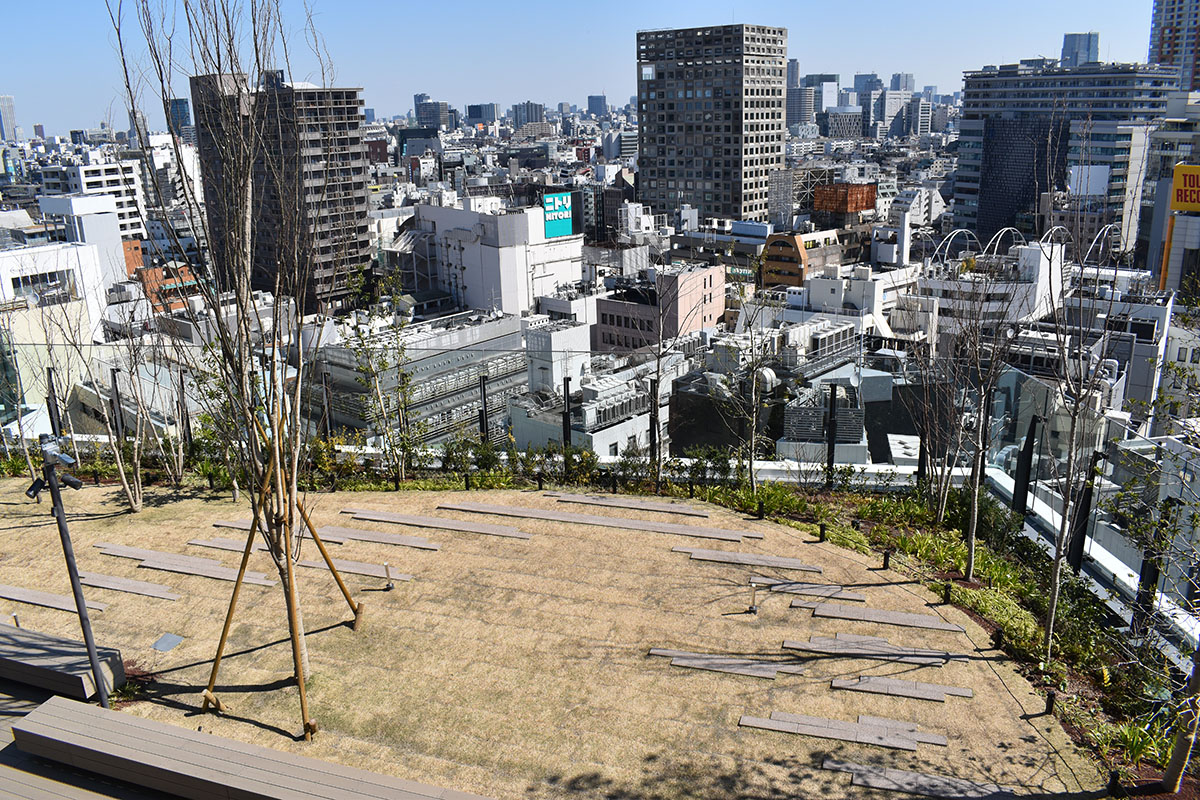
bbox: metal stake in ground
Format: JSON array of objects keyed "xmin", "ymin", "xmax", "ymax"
[{"xmin": 35, "ymin": 434, "xmax": 110, "ymax": 709}]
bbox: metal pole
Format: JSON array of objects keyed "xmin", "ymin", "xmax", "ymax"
[
  {"xmin": 109, "ymin": 367, "xmax": 125, "ymax": 441},
  {"xmin": 44, "ymin": 463, "xmax": 110, "ymax": 708},
  {"xmin": 825, "ymin": 384, "xmax": 838, "ymax": 490},
  {"xmin": 561, "ymin": 377, "xmax": 572, "ymax": 448},
  {"xmin": 478, "ymin": 374, "xmax": 489, "ymax": 441},
  {"xmin": 649, "ymin": 378, "xmax": 659, "ymax": 487},
  {"xmin": 322, "ymin": 371, "xmax": 333, "ymax": 439},
  {"xmin": 45, "ymin": 367, "xmax": 62, "ymax": 438}
]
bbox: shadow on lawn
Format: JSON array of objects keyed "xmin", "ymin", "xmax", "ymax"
[{"xmin": 530, "ymin": 751, "xmax": 1110, "ymax": 799}]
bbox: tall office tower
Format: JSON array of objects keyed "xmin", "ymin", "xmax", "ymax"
[
  {"xmin": 191, "ymin": 70, "xmax": 370, "ymax": 311},
  {"xmin": 587, "ymin": 94, "xmax": 608, "ymax": 117},
  {"xmin": 1061, "ymin": 32, "xmax": 1100, "ymax": 67},
  {"xmin": 128, "ymin": 109, "xmax": 149, "ymax": 147},
  {"xmin": 32, "ymin": 124, "xmax": 44, "ymax": 140},
  {"xmin": 890, "ymin": 72, "xmax": 915, "ymax": 92},
  {"xmin": 787, "ymin": 85, "xmax": 810, "ymax": 126},
  {"xmin": 363, "ymin": 108, "xmax": 375, "ymax": 124},
  {"xmin": 853, "ymin": 73, "xmax": 883, "ymax": 95},
  {"xmin": 802, "ymin": 74, "xmax": 839, "ymax": 115},
  {"xmin": 413, "ymin": 92, "xmax": 430, "ymax": 114},
  {"xmin": 787, "ymin": 58, "xmax": 801, "ymax": 88},
  {"xmin": 416, "ymin": 100, "xmax": 451, "ymax": 129},
  {"xmin": 954, "ymin": 59, "xmax": 1177, "ymax": 241},
  {"xmin": 466, "ymin": 103, "xmax": 499, "ymax": 125},
  {"xmin": 168, "ymin": 98, "xmax": 192, "ymax": 135},
  {"xmin": 0, "ymin": 96, "xmax": 16, "ymax": 141},
  {"xmin": 512, "ymin": 101, "xmax": 545, "ymax": 128},
  {"xmin": 1150, "ymin": 1, "xmax": 1200, "ymax": 89},
  {"xmin": 921, "ymin": 85, "xmax": 937, "ymax": 102},
  {"xmin": 908, "ymin": 96, "xmax": 931, "ymax": 136},
  {"xmin": 636, "ymin": 24, "xmax": 787, "ymax": 222}
]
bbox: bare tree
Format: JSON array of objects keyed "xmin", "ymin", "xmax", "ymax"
[{"xmin": 109, "ymin": 0, "xmax": 364, "ymax": 739}]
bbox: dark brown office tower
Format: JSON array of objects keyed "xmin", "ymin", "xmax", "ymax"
[
  {"xmin": 191, "ymin": 70, "xmax": 369, "ymax": 311},
  {"xmin": 636, "ymin": 24, "xmax": 787, "ymax": 223}
]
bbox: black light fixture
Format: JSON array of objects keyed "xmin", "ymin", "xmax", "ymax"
[{"xmin": 24, "ymin": 478, "xmax": 44, "ymax": 499}]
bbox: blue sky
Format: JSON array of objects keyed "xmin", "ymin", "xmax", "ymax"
[{"xmin": 6, "ymin": 0, "xmax": 1154, "ymax": 135}]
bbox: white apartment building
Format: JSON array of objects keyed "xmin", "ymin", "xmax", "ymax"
[{"xmin": 408, "ymin": 196, "xmax": 584, "ymax": 315}]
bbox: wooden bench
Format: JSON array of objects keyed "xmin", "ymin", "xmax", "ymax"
[
  {"xmin": 0, "ymin": 626, "xmax": 124, "ymax": 701},
  {"xmin": 13, "ymin": 696, "xmax": 494, "ymax": 799}
]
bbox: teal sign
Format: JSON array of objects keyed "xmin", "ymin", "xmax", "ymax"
[{"xmin": 543, "ymin": 192, "xmax": 574, "ymax": 238}]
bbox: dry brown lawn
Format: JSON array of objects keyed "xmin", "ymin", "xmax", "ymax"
[{"xmin": 0, "ymin": 479, "xmax": 1102, "ymax": 798}]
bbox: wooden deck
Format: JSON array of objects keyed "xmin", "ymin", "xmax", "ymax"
[
  {"xmin": 14, "ymin": 696, "xmax": 494, "ymax": 799},
  {"xmin": 0, "ymin": 626, "xmax": 123, "ymax": 701}
]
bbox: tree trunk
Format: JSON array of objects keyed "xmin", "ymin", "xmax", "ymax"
[
  {"xmin": 748, "ymin": 372, "xmax": 758, "ymax": 495},
  {"xmin": 1043, "ymin": 415, "xmax": 1079, "ymax": 662},
  {"xmin": 965, "ymin": 404, "xmax": 988, "ymax": 582},
  {"xmin": 1160, "ymin": 643, "xmax": 1200, "ymax": 793}
]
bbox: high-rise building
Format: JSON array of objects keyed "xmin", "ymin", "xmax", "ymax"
[
  {"xmin": 416, "ymin": 100, "xmax": 450, "ymax": 129},
  {"xmin": 192, "ymin": 70, "xmax": 370, "ymax": 310},
  {"xmin": 1061, "ymin": 32, "xmax": 1100, "ymax": 68},
  {"xmin": 786, "ymin": 59, "xmax": 801, "ymax": 88},
  {"xmin": 587, "ymin": 94, "xmax": 608, "ymax": 117},
  {"xmin": 168, "ymin": 98, "xmax": 191, "ymax": 135},
  {"xmin": 0, "ymin": 96, "xmax": 16, "ymax": 142},
  {"xmin": 636, "ymin": 24, "xmax": 787, "ymax": 222},
  {"xmin": 1150, "ymin": 1, "xmax": 1200, "ymax": 90},
  {"xmin": 890, "ymin": 72, "xmax": 915, "ymax": 92},
  {"xmin": 413, "ymin": 93, "xmax": 430, "ymax": 115},
  {"xmin": 802, "ymin": 74, "xmax": 839, "ymax": 116},
  {"xmin": 512, "ymin": 101, "xmax": 545, "ymax": 128},
  {"xmin": 908, "ymin": 97, "xmax": 931, "ymax": 136},
  {"xmin": 466, "ymin": 103, "xmax": 499, "ymax": 125},
  {"xmin": 921, "ymin": 85, "xmax": 938, "ymax": 102},
  {"xmin": 853, "ymin": 73, "xmax": 883, "ymax": 95},
  {"xmin": 32, "ymin": 124, "xmax": 45, "ymax": 140},
  {"xmin": 128, "ymin": 109, "xmax": 148, "ymax": 148},
  {"xmin": 954, "ymin": 59, "xmax": 1177, "ymax": 241},
  {"xmin": 363, "ymin": 107, "xmax": 375, "ymax": 124}
]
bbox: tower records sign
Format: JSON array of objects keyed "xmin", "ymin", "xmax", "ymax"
[
  {"xmin": 543, "ymin": 192, "xmax": 574, "ymax": 238},
  {"xmin": 1171, "ymin": 164, "xmax": 1200, "ymax": 213}
]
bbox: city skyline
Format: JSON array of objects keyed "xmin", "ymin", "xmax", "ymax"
[{"xmin": 6, "ymin": 0, "xmax": 1153, "ymax": 135}]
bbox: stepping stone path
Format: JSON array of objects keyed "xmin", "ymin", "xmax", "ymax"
[
  {"xmin": 343, "ymin": 508, "xmax": 530, "ymax": 539},
  {"xmin": 783, "ymin": 632, "xmax": 967, "ymax": 666},
  {"xmin": 739, "ymin": 711, "xmax": 947, "ymax": 751},
  {"xmin": 831, "ymin": 675, "xmax": 974, "ymax": 702},
  {"xmin": 673, "ymin": 547, "xmax": 822, "ymax": 572},
  {"xmin": 791, "ymin": 600, "xmax": 964, "ymax": 632},
  {"xmin": 649, "ymin": 648, "xmax": 805, "ymax": 679},
  {"xmin": 749, "ymin": 576, "xmax": 862, "ymax": 601},
  {"xmin": 822, "ymin": 758, "xmax": 1016, "ymax": 798},
  {"xmin": 545, "ymin": 492, "xmax": 711, "ymax": 517},
  {"xmin": 439, "ymin": 501, "xmax": 760, "ymax": 542}
]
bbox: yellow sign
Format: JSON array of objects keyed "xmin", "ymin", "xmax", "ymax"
[{"xmin": 1171, "ymin": 164, "xmax": 1200, "ymax": 212}]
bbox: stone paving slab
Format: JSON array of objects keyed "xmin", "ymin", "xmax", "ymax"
[
  {"xmin": 135, "ymin": 560, "xmax": 276, "ymax": 587},
  {"xmin": 831, "ymin": 675, "xmax": 974, "ymax": 702},
  {"xmin": 822, "ymin": 758, "xmax": 1016, "ymax": 798},
  {"xmin": 791, "ymin": 600, "xmax": 964, "ymax": 632},
  {"xmin": 749, "ymin": 576, "xmax": 863, "ymax": 601},
  {"xmin": 673, "ymin": 547, "xmax": 822, "ymax": 572},
  {"xmin": 782, "ymin": 632, "xmax": 967, "ymax": 666},
  {"xmin": 545, "ymin": 493, "xmax": 711, "ymax": 517},
  {"xmin": 857, "ymin": 715, "xmax": 949, "ymax": 746},
  {"xmin": 0, "ymin": 586, "xmax": 105, "ymax": 614},
  {"xmin": 342, "ymin": 508, "xmax": 530, "ymax": 539},
  {"xmin": 296, "ymin": 558, "xmax": 411, "ymax": 581},
  {"xmin": 76, "ymin": 573, "xmax": 181, "ymax": 601},
  {"xmin": 439, "ymin": 502, "xmax": 757, "ymax": 542},
  {"xmin": 316, "ymin": 526, "xmax": 439, "ymax": 551},
  {"xmin": 649, "ymin": 648, "xmax": 805, "ymax": 679},
  {"xmin": 740, "ymin": 714, "xmax": 920, "ymax": 751}
]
